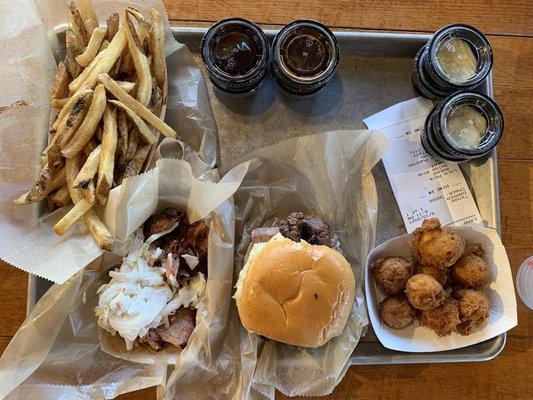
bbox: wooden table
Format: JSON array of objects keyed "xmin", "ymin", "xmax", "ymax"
[{"xmin": 1, "ymin": 1, "xmax": 531, "ymax": 399}]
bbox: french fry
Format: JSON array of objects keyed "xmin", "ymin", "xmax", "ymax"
[
  {"xmin": 69, "ymin": 51, "xmax": 102, "ymax": 93},
  {"xmin": 51, "ymin": 87, "xmax": 93, "ymax": 135},
  {"xmin": 65, "ymin": 154, "xmax": 84, "ymax": 202},
  {"xmin": 99, "ymin": 74, "xmax": 176, "ymax": 139},
  {"xmin": 50, "ymin": 61, "xmax": 70, "ymax": 99},
  {"xmin": 69, "ymin": 25, "xmax": 127, "ymax": 93},
  {"xmin": 96, "ymin": 106, "xmax": 118, "ymax": 204},
  {"xmin": 109, "ymin": 100, "xmax": 157, "ymax": 144},
  {"xmin": 84, "ymin": 209, "xmax": 114, "ymax": 251},
  {"xmin": 77, "ymin": 0, "xmax": 99, "ymax": 33},
  {"xmin": 116, "ymin": 110, "xmax": 129, "ymax": 168},
  {"xmin": 65, "ymin": 28, "xmax": 82, "ymax": 79},
  {"xmin": 46, "ymin": 143, "xmax": 64, "ymax": 172},
  {"xmin": 118, "ymin": 48, "xmax": 133, "ymax": 77},
  {"xmin": 84, "ymin": 136, "xmax": 99, "ymax": 157},
  {"xmin": 99, "ymin": 40, "xmax": 109, "ymax": 52},
  {"xmin": 83, "ymin": 179, "xmax": 96, "ymax": 204},
  {"xmin": 76, "ymin": 27, "xmax": 107, "ymax": 67},
  {"xmin": 67, "ymin": 2, "xmax": 89, "ymax": 47},
  {"xmin": 128, "ymin": 9, "xmax": 150, "ymax": 54},
  {"xmin": 148, "ymin": 77, "xmax": 163, "ymax": 115},
  {"xmin": 106, "ymin": 13, "xmax": 119, "ymax": 41},
  {"xmin": 125, "ymin": 7, "xmax": 145, "ymax": 22},
  {"xmin": 73, "ymin": 144, "xmax": 101, "ymax": 188},
  {"xmin": 62, "ymin": 84, "xmax": 106, "ymax": 158},
  {"xmin": 51, "ymin": 97, "xmax": 69, "ymax": 109},
  {"xmin": 149, "ymin": 8, "xmax": 166, "ymax": 89},
  {"xmin": 52, "ymin": 198, "xmax": 93, "ymax": 235},
  {"xmin": 65, "ymin": 26, "xmax": 82, "ymax": 53},
  {"xmin": 124, "ymin": 127, "xmax": 139, "ymax": 167},
  {"xmin": 124, "ymin": 9, "xmax": 152, "ymax": 106},
  {"xmin": 117, "ymin": 80, "xmax": 136, "ymax": 93},
  {"xmin": 13, "ymin": 165, "xmax": 66, "ymax": 205},
  {"xmin": 126, "ymin": 8, "xmax": 151, "ymax": 46},
  {"xmin": 123, "ymin": 143, "xmax": 151, "ymax": 178},
  {"xmin": 137, "ymin": 21, "xmax": 151, "ymax": 51},
  {"xmin": 51, "ymin": 184, "xmax": 72, "ymax": 207},
  {"xmin": 96, "ymin": 124, "xmax": 103, "ymax": 141},
  {"xmin": 66, "ymin": 154, "xmax": 114, "ymax": 250},
  {"xmin": 56, "ymin": 90, "xmax": 93, "ymax": 148},
  {"xmin": 108, "ymin": 53, "xmax": 122, "ymax": 79},
  {"xmin": 46, "ymin": 89, "xmax": 93, "ymax": 169},
  {"xmin": 146, "ymin": 54, "xmax": 152, "ymax": 72}
]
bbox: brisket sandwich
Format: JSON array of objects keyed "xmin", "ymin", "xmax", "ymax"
[{"xmin": 234, "ymin": 212, "xmax": 355, "ymax": 348}]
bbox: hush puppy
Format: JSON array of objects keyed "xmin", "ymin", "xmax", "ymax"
[
  {"xmin": 404, "ymin": 274, "xmax": 446, "ymax": 310},
  {"xmin": 379, "ymin": 295, "xmax": 416, "ymax": 329},
  {"xmin": 414, "ymin": 262, "xmax": 449, "ymax": 286},
  {"xmin": 450, "ymin": 244, "xmax": 490, "ymax": 288},
  {"xmin": 372, "ymin": 256, "xmax": 413, "ymax": 295},
  {"xmin": 412, "ymin": 218, "xmax": 465, "ymax": 269},
  {"xmin": 454, "ymin": 289, "xmax": 490, "ymax": 335},
  {"xmin": 419, "ymin": 299, "xmax": 461, "ymax": 337}
]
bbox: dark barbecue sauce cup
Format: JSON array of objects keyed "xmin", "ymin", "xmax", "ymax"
[
  {"xmin": 201, "ymin": 18, "xmax": 270, "ymax": 97},
  {"xmin": 271, "ymin": 20, "xmax": 340, "ymax": 97}
]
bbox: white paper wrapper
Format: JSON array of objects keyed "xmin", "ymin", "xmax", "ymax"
[
  {"xmin": 0, "ymin": 146, "xmax": 251, "ymax": 399},
  {"xmin": 1, "ymin": 266, "xmax": 168, "ymax": 400},
  {"xmin": 227, "ymin": 130, "xmax": 388, "ymax": 398},
  {"xmin": 365, "ymin": 226, "xmax": 517, "ymax": 352},
  {"xmin": 0, "ymin": 0, "xmax": 217, "ymax": 284}
]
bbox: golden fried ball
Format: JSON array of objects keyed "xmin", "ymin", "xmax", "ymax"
[
  {"xmin": 450, "ymin": 244, "xmax": 490, "ymax": 288},
  {"xmin": 379, "ymin": 295, "xmax": 416, "ymax": 329},
  {"xmin": 454, "ymin": 289, "xmax": 490, "ymax": 335},
  {"xmin": 404, "ymin": 273, "xmax": 446, "ymax": 310},
  {"xmin": 372, "ymin": 257, "xmax": 413, "ymax": 295},
  {"xmin": 414, "ymin": 262, "xmax": 449, "ymax": 286},
  {"xmin": 412, "ymin": 218, "xmax": 466, "ymax": 269},
  {"xmin": 419, "ymin": 299, "xmax": 461, "ymax": 337}
]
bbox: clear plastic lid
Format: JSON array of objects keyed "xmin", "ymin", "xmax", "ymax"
[
  {"xmin": 273, "ymin": 20, "xmax": 339, "ymax": 85},
  {"xmin": 201, "ymin": 18, "xmax": 269, "ymax": 84},
  {"xmin": 435, "ymin": 37, "xmax": 478, "ymax": 84},
  {"xmin": 516, "ymin": 256, "xmax": 533, "ymax": 310},
  {"xmin": 439, "ymin": 92, "xmax": 504, "ymax": 156},
  {"xmin": 429, "ymin": 24, "xmax": 493, "ymax": 88}
]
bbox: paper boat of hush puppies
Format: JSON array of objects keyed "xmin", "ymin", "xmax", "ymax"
[{"xmin": 365, "ymin": 217, "xmax": 517, "ymax": 352}]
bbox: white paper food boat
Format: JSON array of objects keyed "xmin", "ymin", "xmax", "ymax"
[{"xmin": 364, "ymin": 226, "xmax": 517, "ymax": 353}]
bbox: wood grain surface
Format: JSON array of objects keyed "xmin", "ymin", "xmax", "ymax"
[
  {"xmin": 1, "ymin": 1, "xmax": 532, "ymax": 399},
  {"xmin": 162, "ymin": 0, "xmax": 533, "ymax": 36}
]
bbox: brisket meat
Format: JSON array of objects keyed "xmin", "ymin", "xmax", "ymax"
[{"xmin": 276, "ymin": 212, "xmax": 339, "ymax": 249}]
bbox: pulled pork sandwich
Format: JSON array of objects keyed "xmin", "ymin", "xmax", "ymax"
[
  {"xmin": 234, "ymin": 212, "xmax": 355, "ymax": 348},
  {"xmin": 95, "ymin": 208, "xmax": 208, "ymax": 351}
]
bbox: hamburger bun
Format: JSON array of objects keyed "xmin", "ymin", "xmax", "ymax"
[{"xmin": 234, "ymin": 234, "xmax": 355, "ymax": 348}]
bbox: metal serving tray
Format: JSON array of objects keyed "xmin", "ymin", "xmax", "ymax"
[{"xmin": 28, "ymin": 26, "xmax": 504, "ymax": 365}]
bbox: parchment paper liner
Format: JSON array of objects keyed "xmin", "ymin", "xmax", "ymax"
[
  {"xmin": 226, "ymin": 129, "xmax": 388, "ymax": 398},
  {"xmin": 365, "ymin": 226, "xmax": 517, "ymax": 353}
]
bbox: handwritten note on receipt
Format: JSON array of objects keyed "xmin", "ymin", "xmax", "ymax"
[{"xmin": 364, "ymin": 97, "xmax": 483, "ymax": 233}]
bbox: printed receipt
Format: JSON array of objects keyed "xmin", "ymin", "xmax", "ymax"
[{"xmin": 364, "ymin": 97, "xmax": 483, "ymax": 233}]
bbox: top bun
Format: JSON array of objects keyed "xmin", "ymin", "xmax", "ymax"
[{"xmin": 234, "ymin": 234, "xmax": 355, "ymax": 348}]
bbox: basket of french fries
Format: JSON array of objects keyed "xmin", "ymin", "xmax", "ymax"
[{"xmin": 13, "ymin": 0, "xmax": 177, "ymax": 251}]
